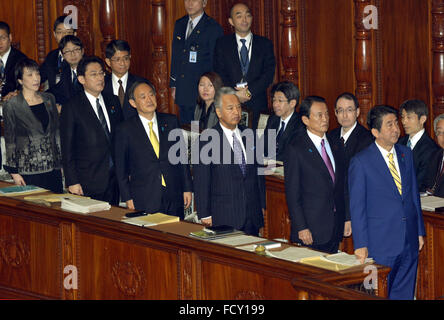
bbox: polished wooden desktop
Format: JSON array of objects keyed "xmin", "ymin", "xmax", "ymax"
[{"xmin": 0, "ymin": 184, "xmax": 389, "ymax": 300}]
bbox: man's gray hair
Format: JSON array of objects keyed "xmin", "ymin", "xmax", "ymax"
[
  {"xmin": 434, "ymin": 114, "xmax": 444, "ymax": 133},
  {"xmin": 214, "ymin": 87, "xmax": 238, "ymax": 110}
]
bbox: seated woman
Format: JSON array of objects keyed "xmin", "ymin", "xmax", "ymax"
[
  {"xmin": 3, "ymin": 58, "xmax": 63, "ymax": 193},
  {"xmin": 194, "ymin": 72, "xmax": 223, "ymax": 130}
]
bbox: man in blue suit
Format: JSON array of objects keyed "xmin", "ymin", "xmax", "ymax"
[
  {"xmin": 349, "ymin": 105, "xmax": 425, "ymax": 300},
  {"xmin": 170, "ymin": 0, "xmax": 223, "ymax": 125}
]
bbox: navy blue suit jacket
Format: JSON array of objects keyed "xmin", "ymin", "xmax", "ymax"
[
  {"xmin": 1, "ymin": 47, "xmax": 27, "ymax": 97},
  {"xmin": 193, "ymin": 123, "xmax": 265, "ymax": 230},
  {"xmin": 349, "ymin": 143, "xmax": 425, "ymax": 257},
  {"xmin": 213, "ymin": 33, "xmax": 276, "ymax": 113},
  {"xmin": 284, "ymin": 131, "xmax": 347, "ymax": 245},
  {"xmin": 48, "ymin": 62, "xmax": 83, "ymax": 105},
  {"xmin": 103, "ymin": 73, "xmax": 145, "ymax": 120},
  {"xmin": 170, "ymin": 13, "xmax": 223, "ymax": 106},
  {"xmin": 114, "ymin": 112, "xmax": 192, "ymax": 218}
]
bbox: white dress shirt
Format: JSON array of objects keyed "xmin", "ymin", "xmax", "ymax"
[
  {"xmin": 408, "ymin": 128, "xmax": 425, "ymax": 150},
  {"xmin": 111, "ymin": 72, "xmax": 128, "ymax": 97},
  {"xmin": 0, "ymin": 46, "xmax": 11, "ymax": 67},
  {"xmin": 185, "ymin": 12, "xmax": 204, "ymax": 37},
  {"xmin": 278, "ymin": 111, "xmax": 294, "ymax": 133},
  {"xmin": 220, "ymin": 122, "xmax": 247, "ymax": 162},
  {"xmin": 139, "ymin": 113, "xmax": 159, "ymax": 143},
  {"xmin": 341, "ymin": 121, "xmax": 358, "ymax": 144},
  {"xmin": 375, "ymin": 141, "xmax": 401, "ymax": 180},
  {"xmin": 306, "ymin": 129, "xmax": 336, "ymax": 172},
  {"xmin": 84, "ymin": 91, "xmax": 111, "ymax": 131}
]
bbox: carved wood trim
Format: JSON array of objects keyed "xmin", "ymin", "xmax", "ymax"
[
  {"xmin": 179, "ymin": 250, "xmax": 194, "ymax": 299},
  {"xmin": 59, "ymin": 222, "xmax": 78, "ymax": 300},
  {"xmin": 0, "ymin": 235, "xmax": 30, "ymax": 268},
  {"xmin": 299, "ymin": 0, "xmax": 308, "ymax": 96},
  {"xmin": 36, "ymin": 0, "xmax": 47, "ymax": 64},
  {"xmin": 280, "ymin": 0, "xmax": 299, "ymax": 84},
  {"xmin": 99, "ymin": 0, "xmax": 116, "ymax": 59},
  {"xmin": 63, "ymin": 0, "xmax": 94, "ymax": 56},
  {"xmin": 432, "ymin": 0, "xmax": 444, "ymax": 119},
  {"xmin": 111, "ymin": 260, "xmax": 147, "ymax": 297},
  {"xmin": 354, "ymin": 0, "xmax": 374, "ymax": 127}
]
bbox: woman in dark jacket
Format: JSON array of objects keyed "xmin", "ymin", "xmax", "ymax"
[
  {"xmin": 193, "ymin": 72, "xmax": 223, "ymax": 130},
  {"xmin": 3, "ymin": 58, "xmax": 63, "ymax": 193}
]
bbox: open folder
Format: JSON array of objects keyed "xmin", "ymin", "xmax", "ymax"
[{"xmin": 123, "ymin": 213, "xmax": 179, "ymax": 227}]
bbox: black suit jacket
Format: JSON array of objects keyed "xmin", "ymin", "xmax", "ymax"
[
  {"xmin": 399, "ymin": 132, "xmax": 439, "ymax": 191},
  {"xmin": 103, "ymin": 73, "xmax": 145, "ymax": 120},
  {"xmin": 424, "ymin": 149, "xmax": 444, "ymax": 197},
  {"xmin": 213, "ymin": 33, "xmax": 276, "ymax": 113},
  {"xmin": 114, "ymin": 112, "xmax": 192, "ymax": 218},
  {"xmin": 263, "ymin": 112, "xmax": 304, "ymax": 161},
  {"xmin": 48, "ymin": 62, "xmax": 83, "ymax": 105},
  {"xmin": 60, "ymin": 91, "xmax": 123, "ymax": 195},
  {"xmin": 193, "ymin": 123, "xmax": 265, "ymax": 231},
  {"xmin": 170, "ymin": 12, "xmax": 223, "ymax": 107},
  {"xmin": 328, "ymin": 123, "xmax": 374, "ymax": 169},
  {"xmin": 40, "ymin": 48, "xmax": 65, "ymax": 90},
  {"xmin": 284, "ymin": 131, "xmax": 348, "ymax": 245},
  {"xmin": 1, "ymin": 47, "xmax": 27, "ymax": 97}
]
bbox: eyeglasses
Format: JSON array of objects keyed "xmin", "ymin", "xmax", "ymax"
[
  {"xmin": 87, "ymin": 71, "xmax": 106, "ymax": 78},
  {"xmin": 436, "ymin": 130, "xmax": 444, "ymax": 137},
  {"xmin": 272, "ymin": 98, "xmax": 289, "ymax": 104},
  {"xmin": 335, "ymin": 108, "xmax": 357, "ymax": 115},
  {"xmin": 55, "ymin": 30, "xmax": 75, "ymax": 36},
  {"xmin": 63, "ymin": 47, "xmax": 82, "ymax": 56},
  {"xmin": 0, "ymin": 35, "xmax": 9, "ymax": 42},
  {"xmin": 110, "ymin": 55, "xmax": 131, "ymax": 63}
]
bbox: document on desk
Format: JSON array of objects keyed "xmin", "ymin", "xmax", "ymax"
[
  {"xmin": 420, "ymin": 195, "xmax": 444, "ymax": 211},
  {"xmin": 261, "ymin": 247, "xmax": 324, "ymax": 262},
  {"xmin": 211, "ymin": 235, "xmax": 264, "ymax": 246}
]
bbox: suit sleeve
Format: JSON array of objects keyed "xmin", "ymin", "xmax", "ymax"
[
  {"xmin": 193, "ymin": 137, "xmax": 212, "ymax": 219},
  {"xmin": 60, "ymin": 102, "xmax": 79, "ymax": 187},
  {"xmin": 172, "ymin": 116, "xmax": 193, "ymax": 193},
  {"xmin": 247, "ymin": 39, "xmax": 276, "ymax": 98},
  {"xmin": 417, "ymin": 143, "xmax": 439, "ymax": 192},
  {"xmin": 409, "ymin": 150, "xmax": 426, "ymax": 237},
  {"xmin": 348, "ymin": 156, "xmax": 369, "ymax": 249},
  {"xmin": 2, "ymin": 101, "xmax": 18, "ymax": 173},
  {"xmin": 207, "ymin": 23, "xmax": 224, "ymax": 74},
  {"xmin": 114, "ymin": 124, "xmax": 132, "ymax": 202},
  {"xmin": 284, "ymin": 143, "xmax": 308, "ymax": 234},
  {"xmin": 213, "ymin": 38, "xmax": 231, "ymax": 87}
]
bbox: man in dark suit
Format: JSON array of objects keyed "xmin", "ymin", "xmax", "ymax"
[
  {"xmin": 60, "ymin": 56, "xmax": 123, "ymax": 205},
  {"xmin": 424, "ymin": 114, "xmax": 444, "ymax": 197},
  {"xmin": 328, "ymin": 92, "xmax": 374, "ymax": 168},
  {"xmin": 0, "ymin": 21, "xmax": 27, "ymax": 99},
  {"xmin": 284, "ymin": 96, "xmax": 349, "ymax": 254},
  {"xmin": 49, "ymin": 35, "xmax": 84, "ymax": 106},
  {"xmin": 349, "ymin": 105, "xmax": 425, "ymax": 299},
  {"xmin": 193, "ymin": 87, "xmax": 265, "ymax": 235},
  {"xmin": 114, "ymin": 80, "xmax": 192, "ymax": 218},
  {"xmin": 263, "ymin": 81, "xmax": 304, "ymax": 161},
  {"xmin": 399, "ymin": 99, "xmax": 439, "ymax": 191},
  {"xmin": 104, "ymin": 40, "xmax": 146, "ymax": 120},
  {"xmin": 170, "ymin": 0, "xmax": 223, "ymax": 125},
  {"xmin": 214, "ymin": 2, "xmax": 276, "ymax": 130},
  {"xmin": 40, "ymin": 15, "xmax": 76, "ymax": 91}
]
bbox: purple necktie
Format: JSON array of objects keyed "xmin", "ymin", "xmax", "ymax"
[{"xmin": 321, "ymin": 139, "xmax": 335, "ymax": 183}]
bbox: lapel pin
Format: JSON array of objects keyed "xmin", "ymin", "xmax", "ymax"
[
  {"xmin": 308, "ymin": 148, "xmax": 313, "ymax": 153},
  {"xmin": 177, "ymin": 36, "xmax": 181, "ymax": 40}
]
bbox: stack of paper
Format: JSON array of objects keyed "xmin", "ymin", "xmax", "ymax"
[
  {"xmin": 61, "ymin": 197, "xmax": 111, "ymax": 214},
  {"xmin": 123, "ymin": 213, "xmax": 179, "ymax": 227},
  {"xmin": 421, "ymin": 195, "xmax": 444, "ymax": 211},
  {"xmin": 0, "ymin": 185, "xmax": 46, "ymax": 196},
  {"xmin": 299, "ymin": 252, "xmax": 373, "ymax": 271}
]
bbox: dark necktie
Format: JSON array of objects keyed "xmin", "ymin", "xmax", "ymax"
[
  {"xmin": 276, "ymin": 121, "xmax": 285, "ymax": 154},
  {"xmin": 233, "ymin": 132, "xmax": 246, "ymax": 176},
  {"xmin": 340, "ymin": 136, "xmax": 345, "ymax": 147},
  {"xmin": 57, "ymin": 54, "xmax": 63, "ymax": 71},
  {"xmin": 321, "ymin": 139, "xmax": 335, "ymax": 183},
  {"xmin": 240, "ymin": 39, "xmax": 250, "ymax": 76},
  {"xmin": 72, "ymin": 70, "xmax": 78, "ymax": 86},
  {"xmin": 96, "ymin": 98, "xmax": 110, "ymax": 141},
  {"xmin": 0, "ymin": 58, "xmax": 5, "ymax": 78},
  {"xmin": 118, "ymin": 79, "xmax": 125, "ymax": 107},
  {"xmin": 186, "ymin": 20, "xmax": 193, "ymax": 40}
]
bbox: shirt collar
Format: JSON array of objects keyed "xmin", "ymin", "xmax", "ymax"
[
  {"xmin": 280, "ymin": 111, "xmax": 294, "ymax": 129},
  {"xmin": 375, "ymin": 141, "xmax": 396, "ymax": 159},
  {"xmin": 235, "ymin": 32, "xmax": 253, "ymax": 47},
  {"xmin": 139, "ymin": 112, "xmax": 157, "ymax": 127},
  {"xmin": 408, "ymin": 128, "xmax": 425, "ymax": 149},
  {"xmin": 0, "ymin": 46, "xmax": 11, "ymax": 63},
  {"xmin": 189, "ymin": 12, "xmax": 204, "ymax": 28},
  {"xmin": 220, "ymin": 122, "xmax": 240, "ymax": 139},
  {"xmin": 84, "ymin": 90, "xmax": 103, "ymax": 107},
  {"xmin": 306, "ymin": 129, "xmax": 327, "ymax": 147},
  {"xmin": 340, "ymin": 121, "xmax": 358, "ymax": 143},
  {"xmin": 112, "ymin": 72, "xmax": 128, "ymax": 87}
]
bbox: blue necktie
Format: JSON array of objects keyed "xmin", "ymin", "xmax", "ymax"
[
  {"xmin": 0, "ymin": 59, "xmax": 4, "ymax": 77},
  {"xmin": 407, "ymin": 139, "xmax": 412, "ymax": 149},
  {"xmin": 57, "ymin": 54, "xmax": 63, "ymax": 70},
  {"xmin": 240, "ymin": 39, "xmax": 250, "ymax": 76},
  {"xmin": 233, "ymin": 132, "xmax": 246, "ymax": 176}
]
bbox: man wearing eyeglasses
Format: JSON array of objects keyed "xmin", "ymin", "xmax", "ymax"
[
  {"xmin": 60, "ymin": 56, "xmax": 123, "ymax": 205},
  {"xmin": 424, "ymin": 114, "xmax": 444, "ymax": 197},
  {"xmin": 40, "ymin": 15, "xmax": 77, "ymax": 92},
  {"xmin": 0, "ymin": 21, "xmax": 27, "ymax": 100},
  {"xmin": 104, "ymin": 40, "xmax": 146, "ymax": 120},
  {"xmin": 49, "ymin": 35, "xmax": 84, "ymax": 106}
]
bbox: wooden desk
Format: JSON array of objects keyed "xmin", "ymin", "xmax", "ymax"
[{"xmin": 0, "ymin": 186, "xmax": 389, "ymax": 300}]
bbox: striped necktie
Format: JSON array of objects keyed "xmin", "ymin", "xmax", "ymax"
[
  {"xmin": 388, "ymin": 152, "xmax": 402, "ymax": 195},
  {"xmin": 148, "ymin": 121, "xmax": 166, "ymax": 187}
]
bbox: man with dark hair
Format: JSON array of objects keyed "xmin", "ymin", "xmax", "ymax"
[
  {"xmin": 0, "ymin": 21, "xmax": 27, "ymax": 99},
  {"xmin": 49, "ymin": 35, "xmax": 84, "ymax": 105},
  {"xmin": 284, "ymin": 96, "xmax": 348, "ymax": 253},
  {"xmin": 115, "ymin": 80, "xmax": 192, "ymax": 218},
  {"xmin": 170, "ymin": 0, "xmax": 223, "ymax": 125},
  {"xmin": 60, "ymin": 56, "xmax": 123, "ymax": 205},
  {"xmin": 399, "ymin": 99, "xmax": 438, "ymax": 191},
  {"xmin": 263, "ymin": 81, "xmax": 304, "ymax": 161},
  {"xmin": 349, "ymin": 105, "xmax": 425, "ymax": 300},
  {"xmin": 424, "ymin": 114, "xmax": 444, "ymax": 197},
  {"xmin": 193, "ymin": 87, "xmax": 265, "ymax": 235},
  {"xmin": 104, "ymin": 39, "xmax": 147, "ymax": 120},
  {"xmin": 214, "ymin": 2, "xmax": 276, "ymax": 130},
  {"xmin": 40, "ymin": 15, "xmax": 77, "ymax": 91}
]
